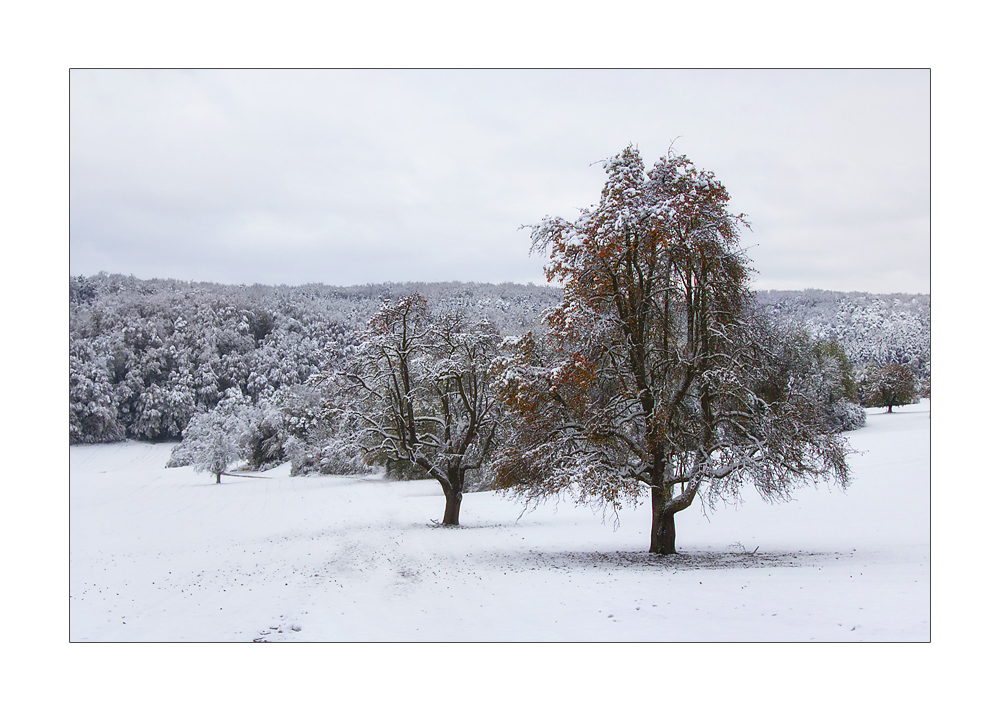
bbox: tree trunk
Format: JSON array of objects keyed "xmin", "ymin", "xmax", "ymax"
[
  {"xmin": 442, "ymin": 489, "xmax": 462, "ymax": 526},
  {"xmin": 649, "ymin": 487, "xmax": 678, "ymax": 554},
  {"xmin": 651, "ymin": 509, "xmax": 677, "ymax": 554},
  {"xmin": 216, "ymin": 472, "xmax": 221, "ymax": 484},
  {"xmin": 438, "ymin": 463, "xmax": 464, "ymax": 526}
]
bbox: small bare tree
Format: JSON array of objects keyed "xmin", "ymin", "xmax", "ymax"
[{"xmin": 336, "ymin": 294, "xmax": 502, "ymax": 525}]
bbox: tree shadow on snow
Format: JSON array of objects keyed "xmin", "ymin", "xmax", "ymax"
[{"xmin": 528, "ymin": 549, "xmax": 840, "ymax": 571}]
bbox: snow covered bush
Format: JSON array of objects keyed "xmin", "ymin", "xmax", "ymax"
[
  {"xmin": 384, "ymin": 458, "xmax": 431, "ymax": 481},
  {"xmin": 287, "ymin": 438, "xmax": 371, "ymax": 476},
  {"xmin": 244, "ymin": 400, "xmax": 286, "ymax": 470},
  {"xmin": 827, "ymin": 399, "xmax": 867, "ymax": 432},
  {"xmin": 807, "ymin": 338, "xmax": 865, "ymax": 432}
]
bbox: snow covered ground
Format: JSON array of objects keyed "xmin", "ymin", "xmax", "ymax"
[{"xmin": 70, "ymin": 402, "xmax": 929, "ymax": 642}]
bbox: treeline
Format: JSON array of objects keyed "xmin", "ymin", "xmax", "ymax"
[
  {"xmin": 69, "ymin": 273, "xmax": 561, "ymax": 449},
  {"xmin": 69, "ymin": 274, "xmax": 929, "ymax": 458},
  {"xmin": 756, "ymin": 289, "xmax": 930, "ymax": 380}
]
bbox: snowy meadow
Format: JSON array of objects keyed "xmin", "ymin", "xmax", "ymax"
[{"xmin": 70, "ymin": 402, "xmax": 929, "ymax": 642}]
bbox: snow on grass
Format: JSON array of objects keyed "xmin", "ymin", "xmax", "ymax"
[{"xmin": 70, "ymin": 402, "xmax": 929, "ymax": 642}]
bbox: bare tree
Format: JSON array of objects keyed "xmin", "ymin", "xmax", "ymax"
[
  {"xmin": 336, "ymin": 294, "xmax": 502, "ymax": 525},
  {"xmin": 493, "ymin": 146, "xmax": 851, "ymax": 554}
]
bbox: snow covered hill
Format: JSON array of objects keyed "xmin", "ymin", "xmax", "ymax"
[{"xmin": 70, "ymin": 402, "xmax": 930, "ymax": 642}]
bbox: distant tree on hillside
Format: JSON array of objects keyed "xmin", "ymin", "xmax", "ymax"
[
  {"xmin": 863, "ymin": 363, "xmax": 917, "ymax": 413},
  {"xmin": 168, "ymin": 389, "xmax": 252, "ymax": 483},
  {"xmin": 193, "ymin": 427, "xmax": 241, "ymax": 484}
]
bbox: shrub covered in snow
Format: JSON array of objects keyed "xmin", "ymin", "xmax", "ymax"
[
  {"xmin": 286, "ymin": 436, "xmax": 372, "ymax": 476},
  {"xmin": 827, "ymin": 399, "xmax": 867, "ymax": 432}
]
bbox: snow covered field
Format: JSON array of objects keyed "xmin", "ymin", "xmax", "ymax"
[{"xmin": 70, "ymin": 402, "xmax": 929, "ymax": 642}]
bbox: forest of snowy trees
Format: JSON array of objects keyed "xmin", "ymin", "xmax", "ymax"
[
  {"xmin": 69, "ymin": 274, "xmax": 562, "ymax": 473},
  {"xmin": 756, "ymin": 289, "xmax": 930, "ymax": 380},
  {"xmin": 69, "ymin": 272, "xmax": 929, "ymax": 475}
]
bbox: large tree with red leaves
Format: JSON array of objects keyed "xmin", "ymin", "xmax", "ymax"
[{"xmin": 493, "ymin": 146, "xmax": 850, "ymax": 554}]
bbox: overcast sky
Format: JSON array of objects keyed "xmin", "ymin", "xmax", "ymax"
[{"xmin": 70, "ymin": 69, "xmax": 929, "ymax": 293}]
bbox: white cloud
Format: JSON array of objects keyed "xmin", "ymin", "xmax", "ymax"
[{"xmin": 70, "ymin": 69, "xmax": 929, "ymax": 292}]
